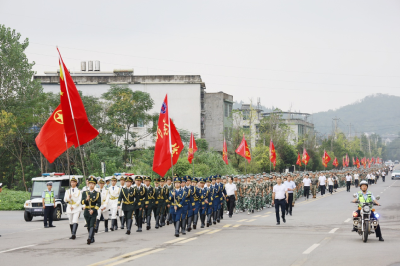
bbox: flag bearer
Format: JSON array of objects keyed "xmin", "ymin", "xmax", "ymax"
[
  {"xmin": 64, "ymin": 177, "xmax": 81, "ymax": 239},
  {"xmin": 96, "ymin": 179, "xmax": 110, "ymax": 233},
  {"xmin": 118, "ymin": 176, "xmax": 136, "ymax": 235},
  {"xmin": 81, "ymin": 177, "xmax": 101, "ymax": 245}
]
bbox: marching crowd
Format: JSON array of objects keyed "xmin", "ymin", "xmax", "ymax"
[{"xmin": 43, "ymin": 165, "xmax": 390, "ymax": 245}]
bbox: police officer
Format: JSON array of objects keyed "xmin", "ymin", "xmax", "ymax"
[
  {"xmin": 42, "ymin": 181, "xmax": 56, "ymax": 228},
  {"xmin": 154, "ymin": 177, "xmax": 164, "ymax": 229},
  {"xmin": 191, "ymin": 177, "xmax": 201, "ymax": 230},
  {"xmin": 64, "ymin": 176, "xmax": 82, "ymax": 239},
  {"xmin": 133, "ymin": 176, "xmax": 146, "ymax": 232},
  {"xmin": 206, "ymin": 177, "xmax": 215, "ymax": 227},
  {"xmin": 351, "ymin": 180, "xmax": 384, "ymax": 241},
  {"xmin": 81, "ymin": 177, "xmax": 101, "ymax": 245},
  {"xmin": 118, "ymin": 176, "xmax": 136, "ymax": 235}
]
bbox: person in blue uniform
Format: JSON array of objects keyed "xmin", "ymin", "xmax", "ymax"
[
  {"xmin": 184, "ymin": 176, "xmax": 195, "ymax": 232},
  {"xmin": 198, "ymin": 178, "xmax": 208, "ymax": 228},
  {"xmin": 216, "ymin": 175, "xmax": 226, "ymax": 222},
  {"xmin": 206, "ymin": 177, "xmax": 215, "ymax": 227},
  {"xmin": 211, "ymin": 176, "xmax": 220, "ymax": 224},
  {"xmin": 180, "ymin": 176, "xmax": 190, "ymax": 235},
  {"xmin": 191, "ymin": 177, "xmax": 201, "ymax": 230},
  {"xmin": 169, "ymin": 177, "xmax": 186, "ymax": 237}
]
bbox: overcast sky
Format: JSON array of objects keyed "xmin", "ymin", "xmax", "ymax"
[{"xmin": 2, "ymin": 0, "xmax": 400, "ymax": 113}]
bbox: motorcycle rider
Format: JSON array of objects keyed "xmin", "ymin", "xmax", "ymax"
[{"xmin": 351, "ymin": 180, "xmax": 384, "ymax": 241}]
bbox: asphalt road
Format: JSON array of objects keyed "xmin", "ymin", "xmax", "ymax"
[{"xmin": 1, "ymin": 171, "xmax": 400, "ymax": 266}]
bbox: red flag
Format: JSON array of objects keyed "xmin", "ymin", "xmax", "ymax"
[
  {"xmin": 269, "ymin": 140, "xmax": 277, "ymax": 168},
  {"xmin": 352, "ymin": 157, "xmax": 355, "ymax": 166},
  {"xmin": 235, "ymin": 134, "xmax": 251, "ymax": 163},
  {"xmin": 333, "ymin": 157, "xmax": 338, "ymax": 167},
  {"xmin": 153, "ymin": 95, "xmax": 185, "ymax": 176},
  {"xmin": 296, "ymin": 153, "xmax": 302, "ymax": 166},
  {"xmin": 35, "ymin": 105, "xmax": 74, "ymax": 163},
  {"xmin": 356, "ymin": 157, "xmax": 360, "ymax": 168},
  {"xmin": 346, "ymin": 154, "xmax": 349, "ymax": 167},
  {"xmin": 302, "ymin": 148, "xmax": 310, "ymax": 165},
  {"xmin": 343, "ymin": 157, "xmax": 345, "ymax": 167},
  {"xmin": 187, "ymin": 132, "xmax": 197, "ymax": 164},
  {"xmin": 58, "ymin": 49, "xmax": 98, "ymax": 147},
  {"xmin": 222, "ymin": 137, "xmax": 228, "ymax": 165},
  {"xmin": 322, "ymin": 150, "xmax": 331, "ymax": 168}
]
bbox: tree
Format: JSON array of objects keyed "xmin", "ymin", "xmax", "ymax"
[
  {"xmin": 0, "ymin": 25, "xmax": 44, "ymax": 191},
  {"xmin": 102, "ymin": 86, "xmax": 154, "ymax": 163}
]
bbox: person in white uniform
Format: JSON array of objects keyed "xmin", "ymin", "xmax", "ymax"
[
  {"xmin": 63, "ymin": 176, "xmax": 82, "ymax": 239},
  {"xmin": 96, "ymin": 179, "xmax": 110, "ymax": 233},
  {"xmin": 108, "ymin": 176, "xmax": 121, "ymax": 231}
]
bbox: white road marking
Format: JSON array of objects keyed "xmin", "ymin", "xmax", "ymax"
[
  {"xmin": 329, "ymin": 228, "xmax": 339, "ymax": 234},
  {"xmin": 0, "ymin": 245, "xmax": 36, "ymax": 254},
  {"xmin": 254, "ymin": 215, "xmax": 261, "ymax": 217},
  {"xmin": 175, "ymin": 237, "xmax": 197, "ymax": 244},
  {"xmin": 302, "ymin": 244, "xmax": 320, "ymax": 255},
  {"xmin": 344, "ymin": 218, "xmax": 351, "ymax": 223},
  {"xmin": 262, "ymin": 215, "xmax": 270, "ymax": 218}
]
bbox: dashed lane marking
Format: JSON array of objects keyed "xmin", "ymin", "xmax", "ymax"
[
  {"xmin": 237, "ymin": 219, "xmax": 248, "ymax": 222},
  {"xmin": 262, "ymin": 215, "xmax": 270, "ymax": 218},
  {"xmin": 223, "ymin": 224, "xmax": 231, "ymax": 228},
  {"xmin": 344, "ymin": 218, "xmax": 351, "ymax": 223},
  {"xmin": 266, "ymin": 212, "xmax": 272, "ymax": 214},
  {"xmin": 302, "ymin": 244, "xmax": 320, "ymax": 255},
  {"xmin": 233, "ymin": 224, "xmax": 241, "ymax": 228},
  {"xmin": 329, "ymin": 228, "xmax": 339, "ymax": 234},
  {"xmin": 175, "ymin": 237, "xmax": 197, "ymax": 244},
  {"xmin": 254, "ymin": 215, "xmax": 261, "ymax": 217},
  {"xmin": 207, "ymin": 229, "xmax": 221, "ymax": 234},
  {"xmin": 105, "ymin": 248, "xmax": 165, "ymax": 266},
  {"xmin": 88, "ymin": 248, "xmax": 152, "ymax": 266},
  {"xmin": 246, "ymin": 219, "xmax": 256, "ymax": 222},
  {"xmin": 195, "ymin": 229, "xmax": 211, "ymax": 235},
  {"xmin": 0, "ymin": 245, "xmax": 36, "ymax": 254},
  {"xmin": 164, "ymin": 238, "xmax": 186, "ymax": 244}
]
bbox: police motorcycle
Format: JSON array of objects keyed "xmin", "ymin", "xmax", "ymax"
[{"xmin": 352, "ymin": 192, "xmax": 381, "ymax": 243}]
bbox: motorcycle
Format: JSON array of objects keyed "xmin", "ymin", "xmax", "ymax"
[{"xmin": 352, "ymin": 194, "xmax": 381, "ymax": 243}]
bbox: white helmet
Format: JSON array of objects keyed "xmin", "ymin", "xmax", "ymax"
[{"xmin": 359, "ymin": 180, "xmax": 368, "ymax": 187}]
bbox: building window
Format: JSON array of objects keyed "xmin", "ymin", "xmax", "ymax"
[
  {"xmin": 135, "ymin": 119, "xmax": 144, "ymax": 127},
  {"xmin": 243, "ymin": 110, "xmax": 249, "ymax": 120},
  {"xmin": 243, "ymin": 125, "xmax": 250, "ymax": 129},
  {"xmin": 224, "ymin": 103, "xmax": 232, "ymax": 118}
]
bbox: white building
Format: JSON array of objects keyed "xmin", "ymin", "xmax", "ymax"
[
  {"xmin": 34, "ymin": 64, "xmax": 206, "ymax": 149},
  {"xmin": 233, "ymin": 104, "xmax": 262, "ymax": 148}
]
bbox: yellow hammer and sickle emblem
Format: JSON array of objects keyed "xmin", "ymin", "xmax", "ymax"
[{"xmin": 54, "ymin": 110, "xmax": 63, "ymax": 124}]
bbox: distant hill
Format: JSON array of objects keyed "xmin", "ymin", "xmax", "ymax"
[{"xmin": 312, "ymin": 94, "xmax": 400, "ymax": 136}]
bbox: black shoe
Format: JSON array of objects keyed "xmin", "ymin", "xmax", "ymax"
[
  {"xmin": 351, "ymin": 228, "xmax": 357, "ymax": 232},
  {"xmin": 71, "ymin": 223, "xmax": 78, "ymax": 240},
  {"xmin": 104, "ymin": 220, "xmax": 109, "ymax": 232},
  {"xmin": 49, "ymin": 225, "xmax": 56, "ymax": 228},
  {"xmin": 44, "ymin": 225, "xmax": 49, "ymax": 228},
  {"xmin": 229, "ymin": 215, "xmax": 232, "ymax": 218},
  {"xmin": 289, "ymin": 212, "xmax": 292, "ymax": 216},
  {"xmin": 95, "ymin": 219, "xmax": 100, "ymax": 233},
  {"xmin": 69, "ymin": 224, "xmax": 74, "ymax": 239},
  {"xmin": 379, "ymin": 237, "xmax": 384, "ymax": 241},
  {"xmin": 84, "ymin": 224, "xmax": 88, "ymax": 228},
  {"xmin": 283, "ymin": 218, "xmax": 286, "ymax": 223},
  {"xmin": 276, "ymin": 222, "xmax": 280, "ymax": 225}
]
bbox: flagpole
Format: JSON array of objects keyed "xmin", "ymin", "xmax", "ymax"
[{"xmin": 58, "ymin": 50, "xmax": 86, "ymax": 178}]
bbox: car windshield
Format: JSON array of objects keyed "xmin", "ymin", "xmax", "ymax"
[{"xmin": 32, "ymin": 181, "xmax": 61, "ymax": 198}]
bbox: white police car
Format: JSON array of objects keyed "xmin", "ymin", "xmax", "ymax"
[{"xmin": 24, "ymin": 173, "xmax": 83, "ymax": 222}]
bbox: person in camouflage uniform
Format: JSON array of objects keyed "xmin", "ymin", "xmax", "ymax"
[
  {"xmin": 243, "ymin": 176, "xmax": 253, "ymax": 214},
  {"xmin": 255, "ymin": 177, "xmax": 262, "ymax": 211},
  {"xmin": 311, "ymin": 173, "xmax": 318, "ymax": 198}
]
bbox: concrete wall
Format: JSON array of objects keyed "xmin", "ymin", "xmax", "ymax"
[
  {"xmin": 204, "ymin": 93, "xmax": 224, "ymax": 151},
  {"xmin": 41, "ymin": 83, "xmax": 201, "ymax": 148}
]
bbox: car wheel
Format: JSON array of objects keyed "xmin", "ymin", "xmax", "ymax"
[
  {"xmin": 24, "ymin": 211, "xmax": 33, "ymax": 222},
  {"xmin": 53, "ymin": 206, "xmax": 62, "ymax": 221}
]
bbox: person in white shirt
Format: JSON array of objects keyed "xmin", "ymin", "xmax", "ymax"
[
  {"xmin": 345, "ymin": 173, "xmax": 352, "ymax": 192},
  {"xmin": 302, "ymin": 174, "xmax": 312, "ymax": 200},
  {"xmin": 318, "ymin": 174, "xmax": 327, "ymax": 196},
  {"xmin": 284, "ymin": 174, "xmax": 296, "ymax": 216},
  {"xmin": 64, "ymin": 176, "xmax": 82, "ymax": 239},
  {"xmin": 225, "ymin": 176, "xmax": 237, "ymax": 218},
  {"xmin": 108, "ymin": 176, "xmax": 121, "ymax": 231},
  {"xmin": 272, "ymin": 177, "xmax": 288, "ymax": 225},
  {"xmin": 327, "ymin": 175, "xmax": 334, "ymax": 194},
  {"xmin": 381, "ymin": 171, "xmax": 386, "ymax": 182},
  {"xmin": 353, "ymin": 173, "xmax": 359, "ymax": 188},
  {"xmin": 96, "ymin": 179, "xmax": 110, "ymax": 233}
]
